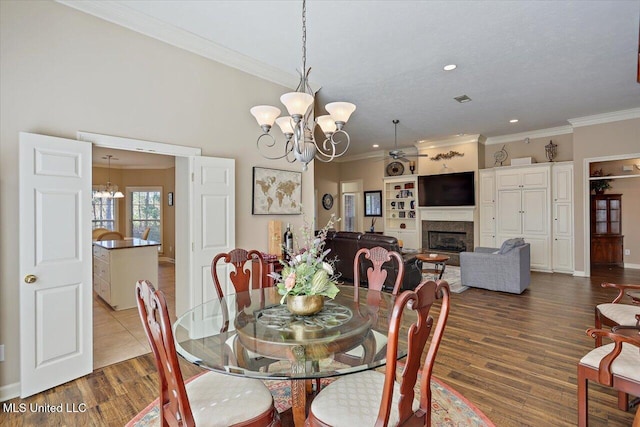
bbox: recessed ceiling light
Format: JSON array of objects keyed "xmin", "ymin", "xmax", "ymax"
[
  {"xmin": 443, "ymin": 64, "xmax": 457, "ymax": 71},
  {"xmin": 454, "ymin": 95, "xmax": 472, "ymax": 103},
  {"xmin": 372, "ymin": 144, "xmax": 379, "ymax": 148},
  {"xmin": 510, "ymin": 119, "xmax": 519, "ymax": 123}
]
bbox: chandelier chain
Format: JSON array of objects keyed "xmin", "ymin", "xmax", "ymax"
[{"xmin": 302, "ymin": 0, "xmax": 306, "ymax": 73}]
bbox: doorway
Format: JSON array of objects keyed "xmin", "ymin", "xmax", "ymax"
[{"xmin": 91, "ymin": 146, "xmax": 177, "ymax": 369}]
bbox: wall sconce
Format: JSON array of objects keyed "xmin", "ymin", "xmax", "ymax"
[{"xmin": 524, "ymin": 137, "xmax": 530, "ymax": 144}]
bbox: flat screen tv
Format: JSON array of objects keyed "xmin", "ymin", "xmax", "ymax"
[{"xmin": 418, "ymin": 171, "xmax": 475, "ymax": 207}]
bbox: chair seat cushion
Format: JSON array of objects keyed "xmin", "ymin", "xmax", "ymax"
[
  {"xmin": 187, "ymin": 371, "xmax": 274, "ymax": 426},
  {"xmin": 310, "ymin": 370, "xmax": 419, "ymax": 426},
  {"xmin": 344, "ymin": 330, "xmax": 387, "ymax": 359},
  {"xmin": 579, "ymin": 343, "xmax": 640, "ymax": 382},
  {"xmin": 597, "ymin": 303, "xmax": 640, "ymax": 326}
]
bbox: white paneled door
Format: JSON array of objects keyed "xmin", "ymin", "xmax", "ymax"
[{"xmin": 19, "ymin": 133, "xmax": 92, "ymax": 397}]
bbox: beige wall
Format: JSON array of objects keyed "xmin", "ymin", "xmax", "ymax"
[
  {"xmin": 417, "ymin": 141, "xmax": 480, "ymax": 175},
  {"xmin": 1, "ymin": 1, "xmax": 314, "ymax": 390},
  {"xmin": 315, "ymin": 161, "xmax": 341, "ymax": 228},
  {"xmin": 483, "ymin": 133, "xmax": 574, "ymax": 167},
  {"xmin": 338, "ymin": 159, "xmax": 386, "ymax": 232},
  {"xmin": 572, "ymin": 118, "xmax": 640, "ymax": 272}
]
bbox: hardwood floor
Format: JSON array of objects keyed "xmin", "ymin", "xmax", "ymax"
[{"xmin": 2, "ymin": 266, "xmax": 638, "ymax": 426}]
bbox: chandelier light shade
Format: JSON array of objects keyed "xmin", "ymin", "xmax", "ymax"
[
  {"xmin": 250, "ymin": 0, "xmax": 356, "ymax": 171},
  {"xmin": 94, "ymin": 155, "xmax": 124, "ymax": 199}
]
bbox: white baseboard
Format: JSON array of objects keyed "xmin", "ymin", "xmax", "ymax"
[
  {"xmin": 159, "ymin": 257, "xmax": 175, "ymax": 263},
  {"xmin": 0, "ymin": 382, "xmax": 20, "ymax": 402},
  {"xmin": 573, "ymin": 270, "xmax": 587, "ymax": 277},
  {"xmin": 624, "ymin": 263, "xmax": 640, "ymax": 270}
]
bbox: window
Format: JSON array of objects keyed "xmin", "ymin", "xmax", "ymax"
[
  {"xmin": 128, "ymin": 187, "xmax": 162, "ymax": 249},
  {"xmin": 343, "ymin": 193, "xmax": 356, "ymax": 231},
  {"xmin": 91, "ymin": 190, "xmax": 117, "ymax": 230}
]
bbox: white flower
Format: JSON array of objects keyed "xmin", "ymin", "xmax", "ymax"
[{"xmin": 322, "ymin": 262, "xmax": 333, "ymax": 275}]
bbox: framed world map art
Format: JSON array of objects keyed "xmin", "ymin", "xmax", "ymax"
[{"xmin": 252, "ymin": 167, "xmax": 302, "ymax": 215}]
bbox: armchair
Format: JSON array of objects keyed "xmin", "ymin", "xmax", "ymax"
[{"xmin": 460, "ymin": 238, "xmax": 530, "ymax": 294}]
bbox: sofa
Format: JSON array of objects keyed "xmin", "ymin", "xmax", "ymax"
[
  {"xmin": 322, "ymin": 231, "xmax": 423, "ymax": 292},
  {"xmin": 459, "ymin": 238, "xmax": 531, "ymax": 294}
]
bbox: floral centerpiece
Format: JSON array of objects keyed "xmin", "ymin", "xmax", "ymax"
[{"xmin": 270, "ymin": 214, "xmax": 340, "ymax": 315}]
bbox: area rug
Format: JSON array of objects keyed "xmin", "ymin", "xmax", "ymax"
[
  {"xmin": 423, "ymin": 265, "xmax": 468, "ymax": 294},
  {"xmin": 127, "ymin": 372, "xmax": 494, "ymax": 427}
]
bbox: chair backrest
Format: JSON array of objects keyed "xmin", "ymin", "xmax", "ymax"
[
  {"xmin": 136, "ymin": 280, "xmax": 195, "ymax": 427},
  {"xmin": 353, "ymin": 246, "xmax": 404, "ymax": 296},
  {"xmin": 377, "ymin": 279, "xmax": 451, "ymax": 426},
  {"xmin": 211, "ymin": 248, "xmax": 264, "ymax": 298},
  {"xmin": 141, "ymin": 227, "xmax": 151, "ymax": 240},
  {"xmin": 96, "ymin": 231, "xmax": 124, "ymax": 241},
  {"xmin": 92, "ymin": 228, "xmax": 109, "ymax": 239}
]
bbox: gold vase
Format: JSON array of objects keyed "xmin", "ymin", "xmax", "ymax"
[{"xmin": 286, "ymin": 294, "xmax": 324, "ymax": 316}]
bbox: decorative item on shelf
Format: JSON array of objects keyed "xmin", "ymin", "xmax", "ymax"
[
  {"xmin": 590, "ymin": 168, "xmax": 612, "ymax": 195},
  {"xmin": 409, "ymin": 161, "xmax": 416, "ymax": 174},
  {"xmin": 545, "ymin": 140, "xmax": 558, "ymax": 162},
  {"xmin": 394, "ymin": 185, "xmax": 401, "ymax": 190},
  {"xmin": 409, "ymin": 211, "xmax": 416, "ymax": 218},
  {"xmin": 494, "ymin": 145, "xmax": 508, "ymax": 166},
  {"xmin": 271, "ymin": 214, "xmax": 340, "ymax": 315},
  {"xmin": 399, "ymin": 212, "xmax": 406, "ymax": 218},
  {"xmin": 386, "ymin": 161, "xmax": 404, "ymax": 176},
  {"xmin": 430, "ymin": 150, "xmax": 465, "ymax": 161},
  {"xmin": 400, "ymin": 223, "xmax": 406, "ymax": 229},
  {"xmin": 249, "ymin": 0, "xmax": 356, "ymax": 172},
  {"xmin": 369, "ymin": 217, "xmax": 377, "ymax": 232},
  {"xmin": 404, "ymin": 182, "xmax": 414, "ymax": 189}
]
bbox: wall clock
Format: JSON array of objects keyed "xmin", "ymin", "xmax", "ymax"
[
  {"xmin": 322, "ymin": 193, "xmax": 334, "ymax": 210},
  {"xmin": 386, "ymin": 161, "xmax": 404, "ymax": 176}
]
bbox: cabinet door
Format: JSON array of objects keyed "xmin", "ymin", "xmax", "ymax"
[
  {"xmin": 520, "ymin": 167, "xmax": 549, "ymax": 189},
  {"xmin": 479, "ymin": 170, "xmax": 495, "ymax": 203},
  {"xmin": 497, "ymin": 190, "xmax": 522, "ymax": 234},
  {"xmin": 480, "ymin": 232, "xmax": 496, "ymax": 248},
  {"xmin": 480, "ymin": 203, "xmax": 495, "ymax": 234},
  {"xmin": 553, "ymin": 165, "xmax": 573, "ymax": 203},
  {"xmin": 553, "ymin": 237, "xmax": 573, "ymax": 272},
  {"xmin": 522, "ymin": 188, "xmax": 548, "ymax": 235},
  {"xmin": 496, "ymin": 170, "xmax": 521, "ymax": 190},
  {"xmin": 554, "ymin": 203, "xmax": 572, "ymax": 237}
]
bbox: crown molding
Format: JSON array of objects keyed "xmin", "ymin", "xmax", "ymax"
[
  {"xmin": 415, "ymin": 134, "xmax": 483, "ymax": 151},
  {"xmin": 484, "ymin": 126, "xmax": 573, "ymax": 145},
  {"xmin": 567, "ymin": 108, "xmax": 640, "ymax": 128},
  {"xmin": 335, "ymin": 150, "xmax": 386, "ymax": 163},
  {"xmin": 56, "ymin": 0, "xmax": 299, "ymax": 89}
]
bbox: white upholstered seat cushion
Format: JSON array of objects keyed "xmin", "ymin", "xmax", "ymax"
[
  {"xmin": 185, "ymin": 371, "xmax": 274, "ymax": 427},
  {"xmin": 579, "ymin": 343, "xmax": 640, "ymax": 382},
  {"xmin": 310, "ymin": 370, "xmax": 419, "ymax": 427},
  {"xmin": 344, "ymin": 330, "xmax": 387, "ymax": 358},
  {"xmin": 597, "ymin": 303, "xmax": 640, "ymax": 326}
]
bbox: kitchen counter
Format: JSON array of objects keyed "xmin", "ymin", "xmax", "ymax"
[{"xmin": 93, "ymin": 238, "xmax": 160, "ymax": 250}]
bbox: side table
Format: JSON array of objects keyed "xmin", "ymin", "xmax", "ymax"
[{"xmin": 415, "ymin": 253, "xmax": 450, "ymax": 281}]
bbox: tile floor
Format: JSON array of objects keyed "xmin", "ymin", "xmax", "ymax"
[{"xmin": 93, "ymin": 261, "xmax": 176, "ymax": 369}]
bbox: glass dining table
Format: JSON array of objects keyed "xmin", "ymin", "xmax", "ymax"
[{"xmin": 173, "ymin": 285, "xmax": 409, "ymax": 427}]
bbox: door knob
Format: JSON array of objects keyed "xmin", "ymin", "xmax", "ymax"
[{"xmin": 24, "ymin": 274, "xmax": 37, "ymax": 284}]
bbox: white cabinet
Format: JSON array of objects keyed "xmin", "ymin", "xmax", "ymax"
[
  {"xmin": 478, "ymin": 169, "xmax": 496, "ymax": 247},
  {"xmin": 496, "ymin": 165, "xmax": 551, "ymax": 271},
  {"xmin": 552, "ymin": 162, "xmax": 574, "ymax": 273},
  {"xmin": 383, "ymin": 176, "xmax": 420, "ymax": 250},
  {"xmin": 93, "ymin": 240, "xmax": 159, "ymax": 310}
]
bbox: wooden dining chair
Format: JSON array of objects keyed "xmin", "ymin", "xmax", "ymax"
[
  {"xmin": 578, "ymin": 326, "xmax": 640, "ymax": 427},
  {"xmin": 141, "ymin": 226, "xmax": 151, "ymax": 240},
  {"xmin": 92, "ymin": 228, "xmax": 109, "ymax": 240},
  {"xmin": 96, "ymin": 230, "xmax": 124, "ymax": 241},
  {"xmin": 135, "ymin": 280, "xmax": 279, "ymax": 427},
  {"xmin": 595, "ymin": 282, "xmax": 640, "ymax": 346},
  {"xmin": 307, "ymin": 279, "xmax": 451, "ymax": 427},
  {"xmin": 341, "ymin": 247, "xmax": 405, "ymax": 363},
  {"xmin": 211, "ymin": 248, "xmax": 274, "ymax": 370}
]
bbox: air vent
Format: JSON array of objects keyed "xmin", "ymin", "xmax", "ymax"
[{"xmin": 454, "ymin": 95, "xmax": 472, "ymax": 103}]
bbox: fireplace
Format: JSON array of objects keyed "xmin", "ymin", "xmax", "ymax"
[{"xmin": 422, "ymin": 220, "xmax": 474, "ymax": 266}]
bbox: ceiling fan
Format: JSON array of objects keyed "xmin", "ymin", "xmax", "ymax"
[{"xmin": 386, "ymin": 119, "xmax": 429, "ymax": 163}]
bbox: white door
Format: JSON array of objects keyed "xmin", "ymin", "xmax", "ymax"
[
  {"xmin": 189, "ymin": 156, "xmax": 235, "ymax": 308},
  {"xmin": 19, "ymin": 132, "xmax": 92, "ymax": 397},
  {"xmin": 497, "ymin": 190, "xmax": 522, "ymax": 234},
  {"xmin": 521, "ymin": 188, "xmax": 548, "ymax": 235}
]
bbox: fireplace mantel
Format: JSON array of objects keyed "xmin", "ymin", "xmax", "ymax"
[{"xmin": 419, "ymin": 206, "xmax": 475, "ymax": 222}]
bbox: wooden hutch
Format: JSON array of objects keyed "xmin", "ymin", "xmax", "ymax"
[{"xmin": 590, "ymin": 193, "xmax": 624, "ymax": 267}]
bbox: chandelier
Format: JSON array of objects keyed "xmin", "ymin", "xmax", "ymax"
[
  {"xmin": 94, "ymin": 155, "xmax": 124, "ymax": 199},
  {"xmin": 250, "ymin": 0, "xmax": 356, "ymax": 171}
]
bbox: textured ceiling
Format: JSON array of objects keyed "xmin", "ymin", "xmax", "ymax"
[{"xmin": 65, "ymin": 0, "xmax": 640, "ymax": 161}]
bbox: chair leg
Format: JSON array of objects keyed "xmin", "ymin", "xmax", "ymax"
[
  {"xmin": 577, "ymin": 369, "xmax": 589, "ymax": 427},
  {"xmin": 618, "ymin": 390, "xmax": 630, "ymax": 412},
  {"xmin": 594, "ymin": 310, "xmax": 603, "ymax": 347}
]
